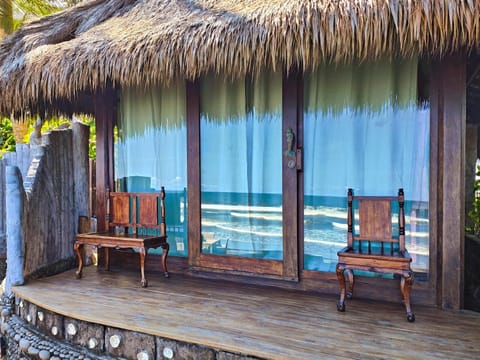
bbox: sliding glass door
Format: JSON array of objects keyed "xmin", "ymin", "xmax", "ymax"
[
  {"xmin": 115, "ymin": 81, "xmax": 188, "ymax": 257},
  {"xmin": 199, "ymin": 72, "xmax": 283, "ymax": 261},
  {"xmin": 303, "ymin": 59, "xmax": 430, "ymax": 276},
  {"xmin": 113, "ymin": 59, "xmax": 430, "ymax": 281}
]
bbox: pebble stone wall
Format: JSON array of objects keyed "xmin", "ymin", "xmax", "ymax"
[{"xmin": 0, "ymin": 295, "xmax": 261, "ymax": 360}]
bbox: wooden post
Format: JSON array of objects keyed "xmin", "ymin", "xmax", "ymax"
[
  {"xmin": 187, "ymin": 80, "xmax": 201, "ymax": 267},
  {"xmin": 72, "ymin": 121, "xmax": 90, "ymax": 238},
  {"xmin": 282, "ymin": 70, "xmax": 301, "ymax": 281},
  {"xmin": 433, "ymin": 55, "xmax": 466, "ymax": 310},
  {"xmin": 94, "ymin": 89, "xmax": 116, "ymax": 267}
]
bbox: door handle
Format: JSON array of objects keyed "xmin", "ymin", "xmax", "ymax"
[{"xmin": 284, "ymin": 128, "xmax": 302, "ymax": 171}]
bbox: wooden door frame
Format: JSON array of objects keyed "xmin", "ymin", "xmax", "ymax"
[{"xmin": 186, "ymin": 73, "xmax": 301, "ymax": 279}]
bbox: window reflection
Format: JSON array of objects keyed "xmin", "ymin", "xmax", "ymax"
[
  {"xmin": 303, "ymin": 59, "xmax": 430, "ymax": 275},
  {"xmin": 200, "ymin": 73, "xmax": 283, "ymax": 259},
  {"xmin": 115, "ymin": 82, "xmax": 188, "ymax": 257}
]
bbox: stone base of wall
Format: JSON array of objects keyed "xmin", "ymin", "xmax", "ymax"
[
  {"xmin": 465, "ymin": 234, "xmax": 480, "ymax": 312},
  {"xmin": 0, "ymin": 295, "xmax": 261, "ymax": 360}
]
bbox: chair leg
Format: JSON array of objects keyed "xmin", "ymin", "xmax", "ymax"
[
  {"xmin": 400, "ymin": 271, "xmax": 415, "ymax": 322},
  {"xmin": 139, "ymin": 247, "xmax": 148, "ymax": 288},
  {"xmin": 161, "ymin": 242, "xmax": 170, "ymax": 278},
  {"xmin": 105, "ymin": 247, "xmax": 110, "ymax": 271},
  {"xmin": 336, "ymin": 263, "xmax": 346, "ymax": 311},
  {"xmin": 346, "ymin": 269, "xmax": 354, "ymax": 299},
  {"xmin": 74, "ymin": 242, "xmax": 83, "ymax": 279}
]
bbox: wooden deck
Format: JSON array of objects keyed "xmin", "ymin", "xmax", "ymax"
[{"xmin": 12, "ymin": 266, "xmax": 480, "ymax": 360}]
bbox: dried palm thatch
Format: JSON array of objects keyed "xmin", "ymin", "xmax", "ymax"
[{"xmin": 0, "ymin": 0, "xmax": 479, "ymax": 116}]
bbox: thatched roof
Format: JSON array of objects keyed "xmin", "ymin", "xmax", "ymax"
[{"xmin": 0, "ymin": 0, "xmax": 479, "ymax": 116}]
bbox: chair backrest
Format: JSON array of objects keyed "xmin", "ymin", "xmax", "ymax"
[
  {"xmin": 347, "ymin": 188, "xmax": 405, "ymax": 255},
  {"xmin": 107, "ymin": 187, "xmax": 166, "ymax": 236}
]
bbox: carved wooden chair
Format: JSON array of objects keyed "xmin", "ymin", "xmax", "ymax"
[{"xmin": 336, "ymin": 188, "xmax": 415, "ymax": 322}]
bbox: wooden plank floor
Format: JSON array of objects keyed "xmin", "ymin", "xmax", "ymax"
[{"xmin": 12, "ymin": 266, "xmax": 480, "ymax": 360}]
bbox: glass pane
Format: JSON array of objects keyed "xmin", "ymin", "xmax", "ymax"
[
  {"xmin": 114, "ymin": 81, "xmax": 188, "ymax": 257},
  {"xmin": 200, "ymin": 73, "xmax": 283, "ymax": 259},
  {"xmin": 303, "ymin": 59, "xmax": 430, "ymax": 276}
]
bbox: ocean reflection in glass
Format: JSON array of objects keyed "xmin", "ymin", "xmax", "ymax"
[
  {"xmin": 303, "ymin": 59, "xmax": 430, "ymax": 275},
  {"xmin": 200, "ymin": 72, "xmax": 283, "ymax": 259},
  {"xmin": 115, "ymin": 81, "xmax": 188, "ymax": 257}
]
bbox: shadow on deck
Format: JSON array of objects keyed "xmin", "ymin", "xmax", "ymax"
[{"xmin": 10, "ymin": 266, "xmax": 480, "ymax": 360}]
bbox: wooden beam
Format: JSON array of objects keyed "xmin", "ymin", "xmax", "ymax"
[
  {"xmin": 94, "ymin": 88, "xmax": 116, "ymax": 268},
  {"xmin": 429, "ymin": 60, "xmax": 441, "ymax": 308},
  {"xmin": 435, "ymin": 55, "xmax": 466, "ymax": 310},
  {"xmin": 282, "ymin": 70, "xmax": 301, "ymax": 281},
  {"xmin": 186, "ymin": 80, "xmax": 201, "ymax": 267}
]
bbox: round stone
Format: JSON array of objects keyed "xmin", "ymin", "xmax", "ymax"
[
  {"xmin": 109, "ymin": 334, "xmax": 121, "ymax": 348},
  {"xmin": 27, "ymin": 346, "xmax": 40, "ymax": 356},
  {"xmin": 1, "ymin": 322, "xmax": 10, "ymax": 333},
  {"xmin": 137, "ymin": 350, "xmax": 149, "ymax": 360},
  {"xmin": 66, "ymin": 323, "xmax": 77, "ymax": 336},
  {"xmin": 162, "ymin": 347, "xmax": 174, "ymax": 359},
  {"xmin": 1, "ymin": 308, "xmax": 11, "ymax": 318},
  {"xmin": 51, "ymin": 326, "xmax": 59, "ymax": 336},
  {"xmin": 19, "ymin": 338, "xmax": 30, "ymax": 352},
  {"xmin": 87, "ymin": 337, "xmax": 98, "ymax": 349},
  {"xmin": 39, "ymin": 349, "xmax": 51, "ymax": 360}
]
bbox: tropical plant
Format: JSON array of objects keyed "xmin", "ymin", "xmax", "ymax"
[
  {"xmin": 0, "ymin": 117, "xmax": 15, "ymax": 157},
  {"xmin": 1, "ymin": 0, "xmax": 62, "ymax": 37},
  {"xmin": 467, "ymin": 164, "xmax": 480, "ymax": 237},
  {"xmin": 0, "ymin": 0, "xmax": 98, "ymax": 160}
]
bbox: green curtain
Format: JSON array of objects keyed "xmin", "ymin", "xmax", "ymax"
[{"xmin": 304, "ymin": 58, "xmax": 418, "ymax": 114}]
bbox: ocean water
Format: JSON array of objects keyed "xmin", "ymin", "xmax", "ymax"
[{"xmin": 200, "ymin": 192, "xmax": 429, "ymax": 274}]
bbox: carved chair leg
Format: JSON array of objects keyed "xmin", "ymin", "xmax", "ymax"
[
  {"xmin": 346, "ymin": 269, "xmax": 354, "ymax": 299},
  {"xmin": 336, "ymin": 263, "xmax": 346, "ymax": 312},
  {"xmin": 400, "ymin": 271, "xmax": 415, "ymax": 322},
  {"xmin": 161, "ymin": 242, "xmax": 170, "ymax": 278},
  {"xmin": 139, "ymin": 247, "xmax": 148, "ymax": 288},
  {"xmin": 139, "ymin": 247, "xmax": 148, "ymax": 287},
  {"xmin": 74, "ymin": 242, "xmax": 84, "ymax": 279}
]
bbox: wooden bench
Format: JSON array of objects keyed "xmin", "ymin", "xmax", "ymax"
[
  {"xmin": 74, "ymin": 187, "xmax": 169, "ymax": 287},
  {"xmin": 336, "ymin": 188, "xmax": 415, "ymax": 322}
]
